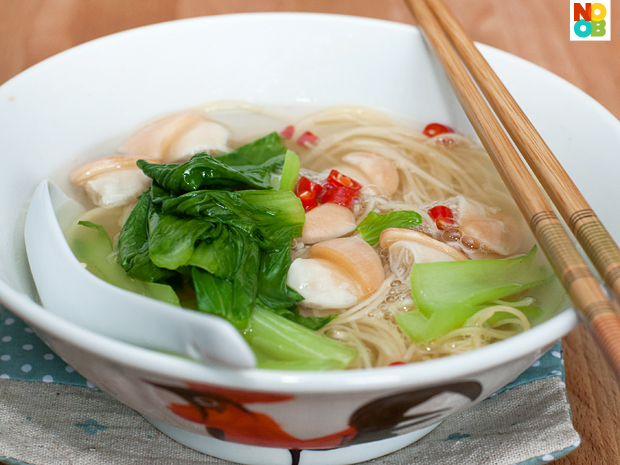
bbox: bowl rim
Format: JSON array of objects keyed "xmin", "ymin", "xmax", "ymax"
[
  {"xmin": 0, "ymin": 281, "xmax": 580, "ymax": 392},
  {"xmin": 0, "ymin": 12, "xmax": 587, "ymax": 393}
]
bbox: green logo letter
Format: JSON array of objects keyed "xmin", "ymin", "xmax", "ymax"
[{"xmin": 591, "ymin": 19, "xmax": 607, "ymax": 36}]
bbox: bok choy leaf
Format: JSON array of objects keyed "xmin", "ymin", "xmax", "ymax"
[
  {"xmin": 117, "ymin": 190, "xmax": 175, "ymax": 283},
  {"xmin": 115, "ymin": 131, "xmax": 314, "ymax": 332},
  {"xmin": 245, "ymin": 307, "xmax": 357, "ymax": 370},
  {"xmin": 137, "ymin": 132, "xmax": 289, "ymax": 194},
  {"xmin": 396, "ymin": 246, "xmax": 553, "ymax": 343}
]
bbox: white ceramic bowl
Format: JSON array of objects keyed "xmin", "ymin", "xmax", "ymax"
[{"xmin": 2, "ymin": 13, "xmax": 618, "ymax": 465}]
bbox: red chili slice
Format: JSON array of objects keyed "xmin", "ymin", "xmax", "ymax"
[
  {"xmin": 298, "ymin": 190, "xmax": 319, "ymax": 211},
  {"xmin": 429, "ymin": 205, "xmax": 456, "ymax": 230},
  {"xmin": 296, "ymin": 131, "xmax": 319, "ymax": 146},
  {"xmin": 295, "ymin": 176, "xmax": 323, "ymax": 211},
  {"xmin": 423, "ymin": 123, "xmax": 454, "ymax": 138},
  {"xmin": 389, "ymin": 361, "xmax": 406, "ymax": 366},
  {"xmin": 295, "ymin": 176, "xmax": 323, "ymax": 196},
  {"xmin": 428, "ymin": 205, "xmax": 453, "ymax": 220},
  {"xmin": 320, "ymin": 185, "xmax": 359, "ymax": 208},
  {"xmin": 325, "ymin": 169, "xmax": 362, "ymax": 191},
  {"xmin": 280, "ymin": 125, "xmax": 295, "ymax": 140}
]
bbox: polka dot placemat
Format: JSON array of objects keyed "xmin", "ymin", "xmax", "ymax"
[{"xmin": 0, "ymin": 306, "xmax": 94, "ymax": 388}]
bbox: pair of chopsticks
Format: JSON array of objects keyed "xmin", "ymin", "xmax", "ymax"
[{"xmin": 404, "ymin": 0, "xmax": 620, "ymax": 376}]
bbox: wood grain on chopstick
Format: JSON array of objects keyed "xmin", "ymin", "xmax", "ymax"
[
  {"xmin": 403, "ymin": 0, "xmax": 620, "ymax": 375},
  {"xmin": 423, "ymin": 0, "xmax": 620, "ymax": 309}
]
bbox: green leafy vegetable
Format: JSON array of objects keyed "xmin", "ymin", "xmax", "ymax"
[
  {"xmin": 397, "ymin": 247, "xmax": 553, "ymax": 343},
  {"xmin": 245, "ymin": 307, "xmax": 357, "ymax": 370},
  {"xmin": 153, "ymin": 187, "xmax": 304, "ymax": 244},
  {"xmin": 114, "ymin": 132, "xmax": 317, "ymax": 333},
  {"xmin": 234, "ymin": 189, "xmax": 305, "ymax": 243},
  {"xmin": 257, "ymin": 246, "xmax": 304, "ymax": 310},
  {"xmin": 191, "ymin": 240, "xmax": 260, "ymax": 330},
  {"xmin": 137, "ymin": 132, "xmax": 288, "ymax": 195},
  {"xmin": 117, "ymin": 191, "xmax": 174, "ymax": 283},
  {"xmin": 356, "ymin": 210, "xmax": 423, "ymax": 246},
  {"xmin": 147, "ymin": 209, "xmax": 217, "ymax": 270},
  {"xmin": 137, "ymin": 154, "xmax": 286, "ymax": 194},
  {"xmin": 187, "ymin": 224, "xmax": 251, "ymax": 279}
]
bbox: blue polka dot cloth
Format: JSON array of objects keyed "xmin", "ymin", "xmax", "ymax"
[{"xmin": 0, "ymin": 307, "xmax": 94, "ymax": 388}]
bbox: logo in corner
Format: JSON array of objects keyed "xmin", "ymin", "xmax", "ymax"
[{"xmin": 571, "ymin": 2, "xmax": 611, "ymax": 40}]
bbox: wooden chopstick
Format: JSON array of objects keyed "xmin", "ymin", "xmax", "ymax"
[{"xmin": 404, "ymin": 0, "xmax": 620, "ymax": 376}]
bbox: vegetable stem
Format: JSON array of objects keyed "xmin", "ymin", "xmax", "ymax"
[{"xmin": 245, "ymin": 307, "xmax": 358, "ymax": 370}]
